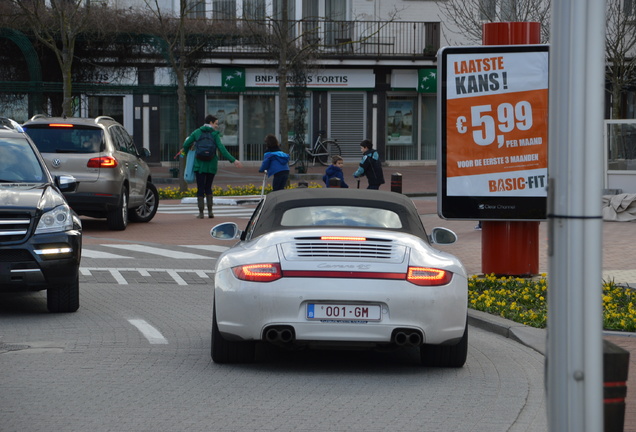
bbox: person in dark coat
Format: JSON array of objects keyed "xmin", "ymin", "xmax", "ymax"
[
  {"xmin": 182, "ymin": 114, "xmax": 243, "ymax": 218},
  {"xmin": 353, "ymin": 139, "xmax": 385, "ymax": 190},
  {"xmin": 323, "ymin": 155, "xmax": 349, "ymax": 188}
]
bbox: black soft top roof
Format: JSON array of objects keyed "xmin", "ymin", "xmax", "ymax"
[{"xmin": 250, "ymin": 188, "xmax": 428, "ymax": 240}]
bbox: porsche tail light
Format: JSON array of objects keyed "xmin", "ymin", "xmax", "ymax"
[
  {"xmin": 87, "ymin": 156, "xmax": 118, "ymax": 168},
  {"xmin": 232, "ymin": 263, "xmax": 282, "ymax": 282},
  {"xmin": 406, "ymin": 267, "xmax": 452, "ymax": 286}
]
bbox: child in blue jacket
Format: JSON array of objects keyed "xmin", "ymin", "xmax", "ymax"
[
  {"xmin": 323, "ymin": 155, "xmax": 349, "ymax": 188},
  {"xmin": 259, "ymin": 134, "xmax": 290, "ymax": 191}
]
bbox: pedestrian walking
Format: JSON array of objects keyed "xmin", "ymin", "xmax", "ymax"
[
  {"xmin": 181, "ymin": 114, "xmax": 243, "ymax": 218},
  {"xmin": 353, "ymin": 139, "xmax": 385, "ymax": 190},
  {"xmin": 259, "ymin": 134, "xmax": 290, "ymax": 192},
  {"xmin": 323, "ymin": 155, "xmax": 349, "ymax": 188}
]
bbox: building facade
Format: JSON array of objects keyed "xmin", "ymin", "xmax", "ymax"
[{"xmin": 0, "ymin": 0, "xmax": 466, "ymax": 166}]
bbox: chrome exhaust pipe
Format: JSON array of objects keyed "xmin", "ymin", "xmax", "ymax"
[
  {"xmin": 279, "ymin": 328, "xmax": 294, "ymax": 343},
  {"xmin": 394, "ymin": 332, "xmax": 408, "ymax": 346},
  {"xmin": 408, "ymin": 332, "xmax": 422, "ymax": 346},
  {"xmin": 265, "ymin": 328, "xmax": 280, "ymax": 343}
]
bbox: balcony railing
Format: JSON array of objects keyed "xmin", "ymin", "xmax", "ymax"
[{"xmin": 210, "ymin": 19, "xmax": 440, "ymax": 59}]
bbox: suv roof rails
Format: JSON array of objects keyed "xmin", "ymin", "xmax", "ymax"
[
  {"xmin": 95, "ymin": 116, "xmax": 115, "ymax": 123},
  {"xmin": 0, "ymin": 117, "xmax": 24, "ymax": 132}
]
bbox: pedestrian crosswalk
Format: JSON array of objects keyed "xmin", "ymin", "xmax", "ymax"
[
  {"xmin": 80, "ymin": 244, "xmax": 228, "ymax": 285},
  {"xmin": 158, "ymin": 203, "xmax": 255, "ymax": 218}
]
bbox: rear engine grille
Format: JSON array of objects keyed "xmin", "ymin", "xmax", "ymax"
[
  {"xmin": 294, "ymin": 240, "xmax": 396, "ymax": 259},
  {"xmin": 0, "ymin": 213, "xmax": 31, "ymax": 244}
]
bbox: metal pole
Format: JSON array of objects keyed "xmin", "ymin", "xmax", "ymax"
[{"xmin": 547, "ymin": 1, "xmax": 605, "ymax": 430}]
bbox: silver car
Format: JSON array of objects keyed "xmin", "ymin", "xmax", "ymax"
[{"xmin": 23, "ymin": 115, "xmax": 158, "ymax": 230}]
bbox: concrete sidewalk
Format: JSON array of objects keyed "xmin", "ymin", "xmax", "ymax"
[{"xmin": 153, "ymin": 161, "xmax": 636, "ymax": 430}]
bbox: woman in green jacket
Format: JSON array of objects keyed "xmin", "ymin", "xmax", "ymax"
[{"xmin": 182, "ymin": 114, "xmax": 243, "ymax": 218}]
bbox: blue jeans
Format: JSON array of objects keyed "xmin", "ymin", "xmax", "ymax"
[{"xmin": 195, "ymin": 172, "xmax": 215, "ymax": 196}]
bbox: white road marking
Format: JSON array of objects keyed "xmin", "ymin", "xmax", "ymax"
[
  {"xmin": 103, "ymin": 244, "xmax": 210, "ymax": 259},
  {"xmin": 167, "ymin": 269, "xmax": 187, "ymax": 286},
  {"xmin": 182, "ymin": 245, "xmax": 229, "ymax": 253},
  {"xmin": 109, "ymin": 269, "xmax": 128, "ymax": 285},
  {"xmin": 128, "ymin": 319, "xmax": 168, "ymax": 345},
  {"xmin": 81, "ymin": 249, "xmax": 129, "ymax": 259},
  {"xmin": 80, "ymin": 268, "xmax": 215, "ymax": 285},
  {"xmin": 158, "ymin": 204, "xmax": 254, "ymax": 217}
]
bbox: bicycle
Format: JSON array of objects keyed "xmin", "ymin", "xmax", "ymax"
[{"xmin": 288, "ymin": 130, "xmax": 341, "ymax": 167}]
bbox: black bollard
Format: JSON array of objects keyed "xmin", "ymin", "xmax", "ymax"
[
  {"xmin": 604, "ymin": 339, "xmax": 630, "ymax": 432},
  {"xmin": 328, "ymin": 177, "xmax": 341, "ymax": 188},
  {"xmin": 391, "ymin": 172, "xmax": 402, "ymax": 193}
]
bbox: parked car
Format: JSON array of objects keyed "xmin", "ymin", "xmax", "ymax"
[
  {"xmin": 0, "ymin": 117, "xmax": 82, "ymax": 312},
  {"xmin": 209, "ymin": 188, "xmax": 468, "ymax": 366},
  {"xmin": 22, "ymin": 115, "xmax": 158, "ymax": 230}
]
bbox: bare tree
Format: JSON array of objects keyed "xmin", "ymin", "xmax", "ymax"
[
  {"xmin": 140, "ymin": 0, "xmax": 230, "ymax": 191},
  {"xmin": 606, "ymin": 0, "xmax": 636, "ymax": 119},
  {"xmin": 9, "ymin": 0, "xmax": 94, "ymax": 116},
  {"xmin": 435, "ymin": 0, "xmax": 551, "ymax": 44}
]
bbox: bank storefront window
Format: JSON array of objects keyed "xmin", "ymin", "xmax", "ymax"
[
  {"xmin": 421, "ymin": 94, "xmax": 437, "ymax": 160},
  {"xmin": 243, "ymin": 94, "xmax": 276, "ymax": 161},
  {"xmin": 207, "ymin": 95, "xmax": 239, "ymax": 159},
  {"xmin": 386, "ymin": 95, "xmax": 418, "ymax": 161}
]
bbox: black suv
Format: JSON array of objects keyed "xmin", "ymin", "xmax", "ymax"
[
  {"xmin": 0, "ymin": 118, "xmax": 82, "ymax": 312},
  {"xmin": 22, "ymin": 115, "xmax": 158, "ymax": 231}
]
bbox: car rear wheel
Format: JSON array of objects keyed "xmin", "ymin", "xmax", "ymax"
[
  {"xmin": 211, "ymin": 307, "xmax": 255, "ymax": 364},
  {"xmin": 107, "ymin": 186, "xmax": 128, "ymax": 231},
  {"xmin": 129, "ymin": 182, "xmax": 158, "ymax": 223},
  {"xmin": 420, "ymin": 322, "xmax": 468, "ymax": 368},
  {"xmin": 47, "ymin": 273, "xmax": 79, "ymax": 313}
]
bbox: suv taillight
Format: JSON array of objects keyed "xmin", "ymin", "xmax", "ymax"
[{"xmin": 87, "ymin": 156, "xmax": 118, "ymax": 168}]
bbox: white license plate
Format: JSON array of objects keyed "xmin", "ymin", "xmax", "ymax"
[{"xmin": 307, "ymin": 304, "xmax": 381, "ymax": 321}]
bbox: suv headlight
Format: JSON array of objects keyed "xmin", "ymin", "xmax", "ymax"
[{"xmin": 36, "ymin": 204, "xmax": 74, "ymax": 234}]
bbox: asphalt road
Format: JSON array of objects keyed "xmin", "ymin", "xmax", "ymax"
[{"xmin": 0, "ymin": 203, "xmax": 548, "ymax": 432}]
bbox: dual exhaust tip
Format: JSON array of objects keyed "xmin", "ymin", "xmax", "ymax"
[
  {"xmin": 264, "ymin": 326, "xmax": 423, "ymax": 347},
  {"xmin": 264, "ymin": 326, "xmax": 295, "ymax": 344},
  {"xmin": 393, "ymin": 330, "xmax": 423, "ymax": 347}
]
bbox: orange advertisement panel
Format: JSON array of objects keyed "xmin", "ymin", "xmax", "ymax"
[{"xmin": 438, "ymin": 45, "xmax": 549, "ymax": 220}]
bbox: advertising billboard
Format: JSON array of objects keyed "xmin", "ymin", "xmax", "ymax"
[{"xmin": 438, "ymin": 45, "xmax": 549, "ymax": 220}]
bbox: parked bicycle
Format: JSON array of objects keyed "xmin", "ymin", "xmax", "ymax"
[{"xmin": 288, "ymin": 130, "xmax": 341, "ymax": 166}]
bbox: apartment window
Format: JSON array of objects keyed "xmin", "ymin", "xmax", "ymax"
[
  {"xmin": 325, "ymin": 0, "xmax": 346, "ymax": 20},
  {"xmin": 213, "ymin": 0, "xmax": 236, "ymax": 20},
  {"xmin": 243, "ymin": 0, "xmax": 265, "ymax": 20},
  {"xmin": 302, "ymin": 0, "xmax": 318, "ymax": 19},
  {"xmin": 186, "ymin": 0, "xmax": 206, "ymax": 18},
  {"xmin": 273, "ymin": 0, "xmax": 295, "ymax": 20}
]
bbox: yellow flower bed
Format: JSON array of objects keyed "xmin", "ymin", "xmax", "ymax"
[
  {"xmin": 158, "ymin": 182, "xmax": 322, "ymax": 200},
  {"xmin": 469, "ymin": 274, "xmax": 636, "ymax": 332}
]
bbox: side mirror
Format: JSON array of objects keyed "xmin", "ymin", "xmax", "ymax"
[
  {"xmin": 55, "ymin": 175, "xmax": 77, "ymax": 193},
  {"xmin": 210, "ymin": 222, "xmax": 241, "ymax": 240},
  {"xmin": 429, "ymin": 227, "xmax": 457, "ymax": 245}
]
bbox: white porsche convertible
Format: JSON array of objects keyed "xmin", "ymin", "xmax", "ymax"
[{"xmin": 210, "ymin": 188, "xmax": 468, "ymax": 367}]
